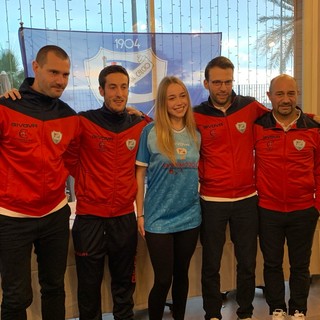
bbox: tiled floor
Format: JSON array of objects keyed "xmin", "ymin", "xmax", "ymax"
[{"xmin": 69, "ymin": 276, "xmax": 320, "ymax": 320}]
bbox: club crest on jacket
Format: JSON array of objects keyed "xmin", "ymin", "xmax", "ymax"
[
  {"xmin": 126, "ymin": 139, "xmax": 136, "ymax": 150},
  {"xmin": 51, "ymin": 131, "xmax": 62, "ymax": 144},
  {"xmin": 236, "ymin": 122, "xmax": 246, "ymax": 133},
  {"xmin": 293, "ymin": 139, "xmax": 305, "ymax": 151}
]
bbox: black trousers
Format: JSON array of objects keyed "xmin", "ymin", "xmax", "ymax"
[
  {"xmin": 200, "ymin": 196, "xmax": 258, "ymax": 320},
  {"xmin": 259, "ymin": 206, "xmax": 319, "ymax": 315},
  {"xmin": 0, "ymin": 205, "xmax": 71, "ymax": 320},
  {"xmin": 145, "ymin": 227, "xmax": 200, "ymax": 320},
  {"xmin": 72, "ymin": 212, "xmax": 137, "ymax": 320}
]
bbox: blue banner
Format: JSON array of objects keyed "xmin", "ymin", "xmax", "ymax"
[{"xmin": 19, "ymin": 27, "xmax": 221, "ymax": 114}]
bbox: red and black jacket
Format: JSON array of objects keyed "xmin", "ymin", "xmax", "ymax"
[
  {"xmin": 193, "ymin": 91, "xmax": 268, "ymax": 199},
  {"xmin": 254, "ymin": 108, "xmax": 320, "ymax": 211},
  {"xmin": 69, "ymin": 106, "xmax": 150, "ymax": 217},
  {"xmin": 0, "ymin": 78, "xmax": 79, "ymax": 216}
]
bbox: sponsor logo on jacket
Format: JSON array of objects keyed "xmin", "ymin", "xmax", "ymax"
[
  {"xmin": 262, "ymin": 134, "xmax": 281, "ymax": 151},
  {"xmin": 11, "ymin": 122, "xmax": 38, "ymax": 128}
]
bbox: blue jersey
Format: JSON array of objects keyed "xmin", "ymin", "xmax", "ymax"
[{"xmin": 136, "ymin": 122, "xmax": 201, "ymax": 233}]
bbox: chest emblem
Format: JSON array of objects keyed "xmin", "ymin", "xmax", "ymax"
[
  {"xmin": 126, "ymin": 139, "xmax": 136, "ymax": 151},
  {"xmin": 51, "ymin": 131, "xmax": 62, "ymax": 144},
  {"xmin": 293, "ymin": 139, "xmax": 305, "ymax": 151},
  {"xmin": 176, "ymin": 147, "xmax": 187, "ymax": 160},
  {"xmin": 236, "ymin": 122, "xmax": 246, "ymax": 133}
]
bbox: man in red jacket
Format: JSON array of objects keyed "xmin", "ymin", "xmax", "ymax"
[
  {"xmin": 0, "ymin": 45, "xmax": 79, "ymax": 320},
  {"xmin": 193, "ymin": 56, "xmax": 268, "ymax": 320},
  {"xmin": 68, "ymin": 65, "xmax": 151, "ymax": 320},
  {"xmin": 254, "ymin": 74, "xmax": 320, "ymax": 320}
]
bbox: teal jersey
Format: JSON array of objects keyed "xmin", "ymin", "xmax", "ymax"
[{"xmin": 136, "ymin": 122, "xmax": 201, "ymax": 233}]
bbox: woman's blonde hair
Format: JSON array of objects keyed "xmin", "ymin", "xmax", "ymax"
[{"xmin": 154, "ymin": 76, "xmax": 198, "ymax": 165}]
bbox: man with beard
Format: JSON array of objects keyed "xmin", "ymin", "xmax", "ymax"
[{"xmin": 193, "ymin": 56, "xmax": 267, "ymax": 320}]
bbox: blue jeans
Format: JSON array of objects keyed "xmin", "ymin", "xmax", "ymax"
[
  {"xmin": 0, "ymin": 205, "xmax": 71, "ymax": 320},
  {"xmin": 200, "ymin": 196, "xmax": 258, "ymax": 320},
  {"xmin": 258, "ymin": 206, "xmax": 319, "ymax": 315}
]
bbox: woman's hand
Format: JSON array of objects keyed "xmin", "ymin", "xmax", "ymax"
[{"xmin": 137, "ymin": 215, "xmax": 145, "ymax": 238}]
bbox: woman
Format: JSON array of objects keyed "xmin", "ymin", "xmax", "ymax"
[{"xmin": 135, "ymin": 76, "xmax": 201, "ymax": 320}]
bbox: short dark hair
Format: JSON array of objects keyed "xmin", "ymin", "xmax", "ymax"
[
  {"xmin": 204, "ymin": 56, "xmax": 234, "ymax": 81},
  {"xmin": 98, "ymin": 65, "xmax": 130, "ymax": 88},
  {"xmin": 35, "ymin": 45, "xmax": 69, "ymax": 66}
]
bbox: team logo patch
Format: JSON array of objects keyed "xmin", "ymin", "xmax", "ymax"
[
  {"xmin": 293, "ymin": 139, "xmax": 305, "ymax": 151},
  {"xmin": 126, "ymin": 139, "xmax": 136, "ymax": 151},
  {"xmin": 51, "ymin": 131, "xmax": 62, "ymax": 144},
  {"xmin": 176, "ymin": 147, "xmax": 187, "ymax": 160},
  {"xmin": 236, "ymin": 122, "xmax": 246, "ymax": 133}
]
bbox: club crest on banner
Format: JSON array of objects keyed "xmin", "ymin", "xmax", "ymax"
[
  {"xmin": 19, "ymin": 28, "xmax": 222, "ymax": 114},
  {"xmin": 84, "ymin": 47, "xmax": 167, "ymax": 107}
]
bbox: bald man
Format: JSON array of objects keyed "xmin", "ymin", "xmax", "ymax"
[{"xmin": 254, "ymin": 74, "xmax": 320, "ymax": 320}]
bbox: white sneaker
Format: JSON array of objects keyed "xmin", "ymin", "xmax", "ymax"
[
  {"xmin": 272, "ymin": 309, "xmax": 286, "ymax": 320},
  {"xmin": 291, "ymin": 310, "xmax": 305, "ymax": 319}
]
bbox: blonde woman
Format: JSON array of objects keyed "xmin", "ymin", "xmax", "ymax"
[{"xmin": 135, "ymin": 76, "xmax": 201, "ymax": 320}]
